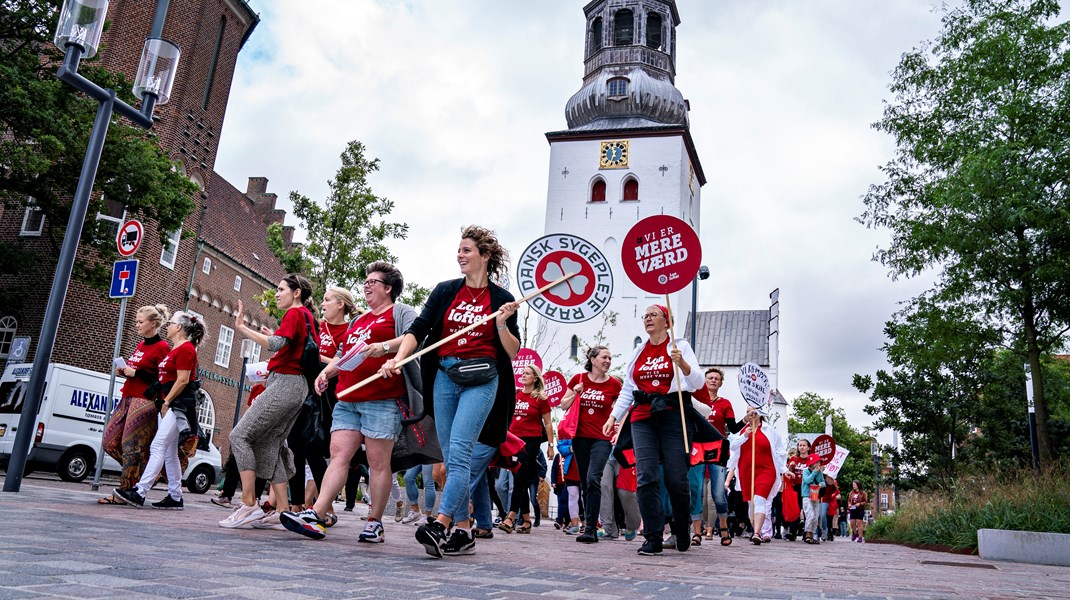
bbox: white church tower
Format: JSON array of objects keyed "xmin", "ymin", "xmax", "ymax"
[{"xmin": 536, "ymin": 0, "xmax": 706, "ymax": 370}]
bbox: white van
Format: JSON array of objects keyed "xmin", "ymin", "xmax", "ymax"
[{"xmin": 0, "ymin": 362, "xmax": 221, "ymax": 493}]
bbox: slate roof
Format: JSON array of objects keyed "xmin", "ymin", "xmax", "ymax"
[
  {"xmin": 201, "ymin": 174, "xmax": 288, "ymax": 285},
  {"xmin": 686, "ymin": 310, "xmax": 770, "ymax": 367}
]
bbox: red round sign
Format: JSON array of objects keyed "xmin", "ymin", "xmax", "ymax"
[
  {"xmin": 812, "ymin": 434, "xmax": 837, "ymax": 466},
  {"xmin": 542, "ymin": 370, "xmax": 567, "ymax": 408},
  {"xmin": 116, "ymin": 219, "xmax": 143, "ymax": 257},
  {"xmin": 511, "ymin": 348, "xmax": 543, "ymax": 389},
  {"xmin": 621, "ymin": 215, "xmax": 702, "ymax": 295}
]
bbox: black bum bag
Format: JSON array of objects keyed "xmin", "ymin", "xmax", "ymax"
[{"xmin": 440, "ymin": 357, "xmax": 497, "ymax": 386}]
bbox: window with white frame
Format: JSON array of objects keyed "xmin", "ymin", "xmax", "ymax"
[
  {"xmin": 202, "ymin": 257, "xmax": 212, "ymax": 274},
  {"xmin": 240, "ymin": 338, "xmax": 261, "ymax": 363},
  {"xmin": 214, "ymin": 325, "xmax": 233, "ymax": 367},
  {"xmin": 20, "ymin": 198, "xmax": 44, "ymax": 236},
  {"xmin": 95, "ymin": 196, "xmax": 126, "ymax": 243},
  {"xmin": 233, "ymin": 275, "xmax": 242, "ymax": 292},
  {"xmin": 0, "ymin": 316, "xmax": 17, "ymax": 359},
  {"xmin": 160, "ymin": 228, "xmax": 181, "ymax": 269}
]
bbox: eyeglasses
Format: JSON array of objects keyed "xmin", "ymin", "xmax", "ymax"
[
  {"xmin": 641, "ymin": 312, "xmax": 663, "ymax": 320},
  {"xmin": 363, "ymin": 278, "xmax": 387, "ymax": 288}
]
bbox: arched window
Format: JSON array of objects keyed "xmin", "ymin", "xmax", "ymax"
[
  {"xmin": 591, "ymin": 17, "xmax": 603, "ymax": 52},
  {"xmin": 570, "ymin": 335, "xmax": 579, "ymax": 359},
  {"xmin": 613, "ymin": 9, "xmax": 634, "ymax": 46},
  {"xmin": 196, "ymin": 388, "xmax": 216, "ymax": 445},
  {"xmin": 633, "ymin": 336, "xmax": 642, "ymax": 348},
  {"xmin": 623, "ymin": 177, "xmax": 639, "ymax": 201},
  {"xmin": 0, "ymin": 316, "xmax": 18, "ymax": 359},
  {"xmin": 607, "ymin": 77, "xmax": 629, "ymax": 97},
  {"xmin": 591, "ymin": 179, "xmax": 606, "ymax": 202},
  {"xmin": 646, "ymin": 12, "xmax": 663, "ymax": 49}
]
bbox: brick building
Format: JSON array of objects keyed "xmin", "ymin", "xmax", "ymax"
[{"xmin": 0, "ymin": 0, "xmax": 293, "ymax": 453}]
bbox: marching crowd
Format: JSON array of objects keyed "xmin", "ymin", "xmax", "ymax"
[{"xmin": 98, "ymin": 224, "xmax": 870, "ymax": 558}]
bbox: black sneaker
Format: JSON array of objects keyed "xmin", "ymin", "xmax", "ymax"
[
  {"xmin": 150, "ymin": 495, "xmax": 184, "ymax": 510},
  {"xmin": 416, "ymin": 520, "xmax": 448, "ymax": 559},
  {"xmin": 112, "ymin": 487, "xmax": 145, "ymax": 508},
  {"xmin": 442, "ymin": 528, "xmax": 476, "ymax": 556},
  {"xmin": 673, "ymin": 519, "xmax": 690, "ymax": 552},
  {"xmin": 576, "ymin": 531, "xmax": 598, "ymax": 544},
  {"xmin": 637, "ymin": 534, "xmax": 663, "ymax": 556}
]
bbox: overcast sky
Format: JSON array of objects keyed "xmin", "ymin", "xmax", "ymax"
[{"xmin": 213, "ymin": 0, "xmax": 1030, "ymax": 441}]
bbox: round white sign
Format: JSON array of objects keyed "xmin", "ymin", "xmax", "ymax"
[{"xmin": 515, "ymin": 233, "xmax": 613, "ymax": 324}]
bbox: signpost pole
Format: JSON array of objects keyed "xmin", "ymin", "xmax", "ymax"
[{"xmin": 91, "ymin": 296, "xmax": 127, "ymax": 490}]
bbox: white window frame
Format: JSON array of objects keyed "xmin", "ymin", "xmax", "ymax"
[
  {"xmin": 240, "ymin": 338, "xmax": 261, "ymax": 363},
  {"xmin": 202, "ymin": 257, "xmax": 212, "ymax": 274},
  {"xmin": 20, "ymin": 198, "xmax": 44, "ymax": 236},
  {"xmin": 95, "ymin": 197, "xmax": 126, "ymax": 243},
  {"xmin": 214, "ymin": 325, "xmax": 234, "ymax": 367},
  {"xmin": 0, "ymin": 316, "xmax": 17, "ymax": 359},
  {"xmin": 160, "ymin": 228, "xmax": 181, "ymax": 270},
  {"xmin": 233, "ymin": 275, "xmax": 242, "ymax": 292}
]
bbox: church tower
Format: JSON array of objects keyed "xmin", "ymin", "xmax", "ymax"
[{"xmin": 536, "ymin": 0, "xmax": 706, "ymax": 370}]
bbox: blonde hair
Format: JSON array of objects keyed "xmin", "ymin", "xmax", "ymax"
[
  {"xmin": 524, "ymin": 364, "xmax": 547, "ymax": 401},
  {"xmin": 138, "ymin": 304, "xmax": 171, "ymax": 337},
  {"xmin": 326, "ymin": 286, "xmax": 358, "ymax": 318}
]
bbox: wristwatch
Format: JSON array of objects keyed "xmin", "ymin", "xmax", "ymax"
[{"xmin": 381, "ymin": 342, "xmax": 390, "ymax": 354}]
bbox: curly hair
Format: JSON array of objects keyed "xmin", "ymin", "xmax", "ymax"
[{"xmin": 461, "ymin": 225, "xmax": 509, "ymax": 287}]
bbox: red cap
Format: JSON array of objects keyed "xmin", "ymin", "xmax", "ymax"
[{"xmin": 806, "ymin": 453, "xmax": 821, "ymax": 468}]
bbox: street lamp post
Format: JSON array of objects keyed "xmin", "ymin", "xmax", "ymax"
[
  {"xmin": 3, "ymin": 0, "xmax": 180, "ymax": 493},
  {"xmin": 688, "ymin": 265, "xmax": 710, "ymax": 348},
  {"xmin": 871, "ymin": 441, "xmax": 880, "ymax": 519}
]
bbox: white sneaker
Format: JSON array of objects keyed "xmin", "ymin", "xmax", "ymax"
[
  {"xmin": 219, "ymin": 503, "xmax": 264, "ymax": 529},
  {"xmin": 401, "ymin": 509, "xmax": 422, "ymax": 525},
  {"xmin": 250, "ymin": 510, "xmax": 284, "ymax": 530}
]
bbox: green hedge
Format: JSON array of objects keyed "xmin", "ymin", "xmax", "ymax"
[{"xmin": 868, "ymin": 466, "xmax": 1070, "ymax": 550}]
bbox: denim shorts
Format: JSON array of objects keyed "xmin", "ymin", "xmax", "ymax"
[{"xmin": 331, "ymin": 399, "xmax": 402, "ymax": 440}]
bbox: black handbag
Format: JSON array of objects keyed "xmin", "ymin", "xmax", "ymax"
[
  {"xmin": 297, "ymin": 390, "xmax": 326, "ymax": 447},
  {"xmin": 440, "ymin": 357, "xmax": 497, "ymax": 386},
  {"xmin": 299, "ymin": 311, "xmax": 323, "ymax": 388}
]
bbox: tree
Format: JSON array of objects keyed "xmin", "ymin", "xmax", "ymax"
[
  {"xmin": 788, "ymin": 392, "xmax": 874, "ymax": 494},
  {"xmin": 0, "ymin": 0, "xmax": 198, "ymax": 296},
  {"xmin": 859, "ymin": 0, "xmax": 1070, "ymax": 467}
]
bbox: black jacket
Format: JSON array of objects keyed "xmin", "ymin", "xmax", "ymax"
[{"xmin": 405, "ymin": 278, "xmax": 520, "ymax": 448}]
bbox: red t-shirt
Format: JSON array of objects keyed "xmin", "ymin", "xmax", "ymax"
[
  {"xmin": 267, "ymin": 306, "xmax": 317, "ymax": 375},
  {"xmin": 120, "ymin": 337, "xmax": 170, "ymax": 398},
  {"xmin": 510, "ymin": 390, "xmax": 550, "ymax": 438},
  {"xmin": 438, "ymin": 287, "xmax": 496, "ymax": 359},
  {"xmin": 707, "ymin": 397, "xmax": 735, "ymax": 436},
  {"xmin": 337, "ymin": 309, "xmax": 405, "ymax": 403},
  {"xmin": 567, "ymin": 373, "xmax": 621, "ymax": 440},
  {"xmin": 318, "ymin": 321, "xmax": 349, "ymax": 363},
  {"xmin": 629, "ymin": 339, "xmax": 675, "ymax": 422},
  {"xmin": 786, "ymin": 455, "xmax": 806, "ymax": 488},
  {"xmin": 158, "ymin": 342, "xmax": 198, "ymax": 385}
]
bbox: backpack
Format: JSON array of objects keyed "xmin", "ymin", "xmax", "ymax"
[{"xmin": 298, "ymin": 309, "xmax": 323, "ymax": 385}]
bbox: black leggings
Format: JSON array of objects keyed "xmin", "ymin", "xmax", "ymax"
[
  {"xmin": 509, "ymin": 437, "xmax": 544, "ymax": 516},
  {"xmin": 220, "ymin": 454, "xmax": 266, "ymax": 499}
]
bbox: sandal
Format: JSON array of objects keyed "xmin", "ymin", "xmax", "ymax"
[
  {"xmin": 497, "ymin": 517, "xmax": 515, "ymax": 533},
  {"xmin": 691, "ymin": 533, "xmax": 702, "ymax": 546},
  {"xmin": 751, "ymin": 534, "xmax": 762, "ymax": 545},
  {"xmin": 517, "ymin": 521, "xmax": 532, "ymax": 534},
  {"xmin": 323, "ymin": 512, "xmax": 338, "ymax": 528},
  {"xmin": 97, "ymin": 495, "xmax": 123, "ymax": 505},
  {"xmin": 720, "ymin": 531, "xmax": 733, "ymax": 546}
]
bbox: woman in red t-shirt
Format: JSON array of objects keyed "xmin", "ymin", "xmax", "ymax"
[
  {"xmin": 558, "ymin": 345, "xmax": 621, "ymax": 544},
  {"xmin": 848, "ymin": 480, "xmax": 869, "ymax": 542},
  {"xmin": 113, "ymin": 311, "xmax": 205, "ymax": 509},
  {"xmin": 602, "ymin": 305, "xmax": 712, "ymax": 556},
  {"xmin": 497, "ymin": 365, "xmax": 554, "ymax": 534},
  {"xmin": 100, "ymin": 304, "xmax": 171, "ymax": 504},
  {"xmin": 221, "ymin": 274, "xmax": 319, "ymax": 529}
]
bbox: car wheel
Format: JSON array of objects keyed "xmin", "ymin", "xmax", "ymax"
[
  {"xmin": 58, "ymin": 448, "xmax": 92, "ymax": 482},
  {"xmin": 186, "ymin": 464, "xmax": 214, "ymax": 494}
]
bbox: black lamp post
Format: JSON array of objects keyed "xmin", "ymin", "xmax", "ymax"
[
  {"xmin": 688, "ymin": 265, "xmax": 710, "ymax": 348},
  {"xmin": 3, "ymin": 0, "xmax": 180, "ymax": 493}
]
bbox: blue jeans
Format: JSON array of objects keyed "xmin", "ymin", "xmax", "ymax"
[
  {"xmin": 706, "ymin": 463, "xmax": 728, "ymax": 518},
  {"xmin": 433, "ymin": 357, "xmax": 498, "ymax": 522},
  {"xmin": 403, "ymin": 464, "xmax": 436, "ymax": 512},
  {"xmin": 467, "ymin": 442, "xmax": 497, "ymax": 527},
  {"xmin": 819, "ymin": 501, "xmax": 829, "ymax": 535},
  {"xmin": 688, "ymin": 464, "xmax": 704, "ymax": 521},
  {"xmin": 495, "ymin": 468, "xmax": 513, "ymax": 513}
]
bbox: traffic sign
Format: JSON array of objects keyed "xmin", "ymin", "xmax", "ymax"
[
  {"xmin": 116, "ymin": 219, "xmax": 143, "ymax": 256},
  {"xmin": 6, "ymin": 336, "xmax": 30, "ymax": 365},
  {"xmin": 109, "ymin": 259, "xmax": 139, "ymax": 298}
]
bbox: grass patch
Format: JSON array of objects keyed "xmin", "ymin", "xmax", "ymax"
[{"xmin": 868, "ymin": 465, "xmax": 1070, "ymax": 550}]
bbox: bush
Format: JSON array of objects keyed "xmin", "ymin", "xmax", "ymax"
[{"xmin": 868, "ymin": 465, "xmax": 1070, "ymax": 550}]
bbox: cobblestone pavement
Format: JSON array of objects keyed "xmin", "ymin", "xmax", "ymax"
[{"xmin": 1, "ymin": 476, "xmax": 1068, "ymax": 599}]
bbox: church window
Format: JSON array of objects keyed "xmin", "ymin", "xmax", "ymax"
[
  {"xmin": 633, "ymin": 336, "xmax": 642, "ymax": 349},
  {"xmin": 646, "ymin": 13, "xmax": 663, "ymax": 49},
  {"xmin": 613, "ymin": 9, "xmax": 634, "ymax": 46},
  {"xmin": 623, "ymin": 177, "xmax": 639, "ymax": 201},
  {"xmin": 570, "ymin": 335, "xmax": 579, "ymax": 359},
  {"xmin": 591, "ymin": 179, "xmax": 606, "ymax": 203},
  {"xmin": 607, "ymin": 77, "xmax": 628, "ymax": 97},
  {"xmin": 591, "ymin": 17, "xmax": 603, "ymax": 52},
  {"xmin": 0, "ymin": 316, "xmax": 17, "ymax": 359}
]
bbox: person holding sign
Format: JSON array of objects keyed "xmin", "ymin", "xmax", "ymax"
[
  {"xmin": 602, "ymin": 305, "xmax": 719, "ymax": 556},
  {"xmin": 497, "ymin": 365, "xmax": 554, "ymax": 535},
  {"xmin": 559, "ymin": 345, "xmax": 621, "ymax": 544},
  {"xmin": 379, "ymin": 226, "xmax": 521, "ymax": 558},
  {"xmin": 726, "ymin": 406, "xmax": 786, "ymax": 545}
]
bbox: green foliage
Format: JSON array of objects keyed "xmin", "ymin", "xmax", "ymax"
[
  {"xmin": 867, "ymin": 466, "xmax": 1070, "ymax": 549},
  {"xmin": 787, "ymin": 392, "xmax": 874, "ymax": 493},
  {"xmin": 0, "ymin": 0, "xmax": 198, "ymax": 293},
  {"xmin": 858, "ymin": 0, "xmax": 1070, "ymax": 467}
]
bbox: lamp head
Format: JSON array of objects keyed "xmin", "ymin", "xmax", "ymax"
[{"xmin": 54, "ymin": 0, "xmax": 109, "ymax": 58}]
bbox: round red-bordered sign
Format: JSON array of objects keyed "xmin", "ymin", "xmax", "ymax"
[
  {"xmin": 621, "ymin": 215, "xmax": 702, "ymax": 295},
  {"xmin": 515, "ymin": 233, "xmax": 613, "ymax": 324},
  {"xmin": 542, "ymin": 370, "xmax": 567, "ymax": 408},
  {"xmin": 812, "ymin": 434, "xmax": 837, "ymax": 466},
  {"xmin": 116, "ymin": 219, "xmax": 143, "ymax": 257},
  {"xmin": 511, "ymin": 348, "xmax": 543, "ymax": 389}
]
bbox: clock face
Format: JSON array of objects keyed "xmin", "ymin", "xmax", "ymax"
[{"xmin": 599, "ymin": 140, "xmax": 629, "ymax": 169}]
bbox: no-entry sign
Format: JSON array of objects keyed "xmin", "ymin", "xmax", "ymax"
[
  {"xmin": 515, "ymin": 233, "xmax": 613, "ymax": 324},
  {"xmin": 621, "ymin": 215, "xmax": 702, "ymax": 295}
]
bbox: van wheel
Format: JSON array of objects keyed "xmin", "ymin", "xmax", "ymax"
[
  {"xmin": 186, "ymin": 464, "xmax": 214, "ymax": 494},
  {"xmin": 58, "ymin": 448, "xmax": 92, "ymax": 482}
]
